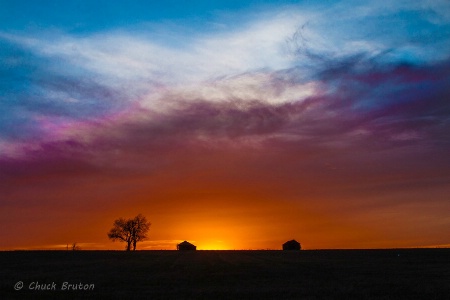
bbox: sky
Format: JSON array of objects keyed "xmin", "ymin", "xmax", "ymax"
[{"xmin": 1, "ymin": 0, "xmax": 450, "ymax": 250}]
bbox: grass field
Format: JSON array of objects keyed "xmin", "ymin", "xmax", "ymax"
[{"xmin": 1, "ymin": 249, "xmax": 449, "ymax": 299}]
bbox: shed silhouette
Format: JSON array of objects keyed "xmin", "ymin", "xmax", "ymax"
[
  {"xmin": 282, "ymin": 239, "xmax": 301, "ymax": 250},
  {"xmin": 177, "ymin": 241, "xmax": 196, "ymax": 251}
]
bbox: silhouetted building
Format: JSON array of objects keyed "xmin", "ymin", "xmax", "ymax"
[
  {"xmin": 177, "ymin": 241, "xmax": 196, "ymax": 251},
  {"xmin": 282, "ymin": 239, "xmax": 301, "ymax": 250}
]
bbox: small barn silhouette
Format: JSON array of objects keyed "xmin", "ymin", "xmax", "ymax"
[
  {"xmin": 177, "ymin": 241, "xmax": 196, "ymax": 251},
  {"xmin": 282, "ymin": 239, "xmax": 301, "ymax": 250}
]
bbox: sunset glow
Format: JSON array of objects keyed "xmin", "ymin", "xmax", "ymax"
[{"xmin": 1, "ymin": 0, "xmax": 450, "ymax": 250}]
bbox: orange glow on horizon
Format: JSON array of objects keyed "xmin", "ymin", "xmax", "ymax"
[{"xmin": 1, "ymin": 145, "xmax": 449, "ymax": 251}]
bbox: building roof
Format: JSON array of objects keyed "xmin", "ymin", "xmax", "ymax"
[
  {"xmin": 283, "ymin": 239, "xmax": 299, "ymax": 245},
  {"xmin": 178, "ymin": 240, "xmax": 195, "ymax": 246}
]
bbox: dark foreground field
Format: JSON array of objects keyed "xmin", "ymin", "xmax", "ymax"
[{"xmin": 1, "ymin": 249, "xmax": 449, "ymax": 299}]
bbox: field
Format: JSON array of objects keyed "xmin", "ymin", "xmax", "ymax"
[{"xmin": 1, "ymin": 249, "xmax": 449, "ymax": 299}]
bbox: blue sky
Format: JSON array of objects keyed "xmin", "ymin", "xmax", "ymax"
[
  {"xmin": 1, "ymin": 1, "xmax": 450, "ymax": 249},
  {"xmin": 0, "ymin": 0, "xmax": 302, "ymax": 32},
  {"xmin": 1, "ymin": 0, "xmax": 450, "ymax": 154}
]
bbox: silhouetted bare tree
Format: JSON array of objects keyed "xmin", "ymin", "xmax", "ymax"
[
  {"xmin": 71, "ymin": 242, "xmax": 80, "ymax": 251},
  {"xmin": 107, "ymin": 214, "xmax": 151, "ymax": 251}
]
